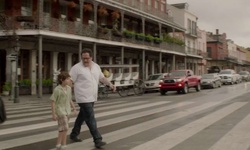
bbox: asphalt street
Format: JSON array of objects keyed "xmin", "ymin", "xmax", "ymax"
[{"xmin": 1, "ymin": 82, "xmax": 250, "ymax": 150}]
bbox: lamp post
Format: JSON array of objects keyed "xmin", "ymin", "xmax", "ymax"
[{"xmin": 13, "ymin": 36, "xmax": 20, "ymax": 103}]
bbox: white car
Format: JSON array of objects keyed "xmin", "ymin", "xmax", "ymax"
[
  {"xmin": 144, "ymin": 73, "xmax": 168, "ymax": 92},
  {"xmin": 218, "ymin": 69, "xmax": 237, "ymax": 85}
]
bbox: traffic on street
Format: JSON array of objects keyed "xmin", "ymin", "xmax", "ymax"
[{"xmin": 1, "ymin": 81, "xmax": 250, "ymax": 150}]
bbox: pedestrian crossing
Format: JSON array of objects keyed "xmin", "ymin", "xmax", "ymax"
[{"xmin": 1, "ymin": 87, "xmax": 250, "ymax": 150}]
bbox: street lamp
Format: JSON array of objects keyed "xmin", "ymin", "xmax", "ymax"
[{"xmin": 13, "ymin": 36, "xmax": 20, "ymax": 103}]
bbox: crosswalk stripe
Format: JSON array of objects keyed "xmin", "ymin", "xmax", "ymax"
[
  {"xmin": 130, "ymin": 102, "xmax": 247, "ymax": 150},
  {"xmin": 209, "ymin": 113, "xmax": 250, "ymax": 150},
  {"xmin": 64, "ymin": 101, "xmax": 226, "ymax": 150},
  {"xmin": 3, "ymin": 101, "xmax": 153, "ymax": 125},
  {"xmin": 0, "ymin": 101, "xmax": 189, "ymax": 149},
  {"xmin": 0, "ymin": 101, "xmax": 170, "ymax": 136}
]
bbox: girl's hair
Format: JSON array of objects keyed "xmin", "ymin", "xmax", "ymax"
[{"xmin": 57, "ymin": 71, "xmax": 70, "ymax": 84}]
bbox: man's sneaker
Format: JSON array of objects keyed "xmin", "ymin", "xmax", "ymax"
[
  {"xmin": 70, "ymin": 137, "xmax": 82, "ymax": 142},
  {"xmin": 95, "ymin": 141, "xmax": 107, "ymax": 148}
]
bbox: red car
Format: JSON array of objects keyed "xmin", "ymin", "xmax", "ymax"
[{"xmin": 159, "ymin": 70, "xmax": 201, "ymax": 95}]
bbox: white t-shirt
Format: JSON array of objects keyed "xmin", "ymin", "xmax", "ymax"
[{"xmin": 70, "ymin": 61, "xmax": 104, "ymax": 103}]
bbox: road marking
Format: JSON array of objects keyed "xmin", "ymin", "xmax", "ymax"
[
  {"xmin": 0, "ymin": 101, "xmax": 170, "ymax": 136},
  {"xmin": 209, "ymin": 113, "xmax": 250, "ymax": 150},
  {"xmin": 131, "ymin": 102, "xmax": 246, "ymax": 150},
  {"xmin": 0, "ymin": 101, "xmax": 189, "ymax": 149}
]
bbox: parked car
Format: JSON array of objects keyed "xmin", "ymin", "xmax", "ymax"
[
  {"xmin": 239, "ymin": 71, "xmax": 250, "ymax": 81},
  {"xmin": 201, "ymin": 73, "xmax": 222, "ymax": 89},
  {"xmin": 159, "ymin": 70, "xmax": 201, "ymax": 95},
  {"xmin": 235, "ymin": 74, "xmax": 242, "ymax": 83},
  {"xmin": 144, "ymin": 73, "xmax": 168, "ymax": 92},
  {"xmin": 218, "ymin": 69, "xmax": 237, "ymax": 85}
]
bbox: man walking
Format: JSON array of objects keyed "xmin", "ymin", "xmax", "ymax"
[{"xmin": 69, "ymin": 48, "xmax": 116, "ymax": 148}]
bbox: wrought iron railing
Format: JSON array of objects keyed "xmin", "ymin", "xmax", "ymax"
[
  {"xmin": 104, "ymin": 0, "xmax": 174, "ymax": 22},
  {"xmin": 1, "ymin": 14, "xmax": 187, "ymax": 54}
]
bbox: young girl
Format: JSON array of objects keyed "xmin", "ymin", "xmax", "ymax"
[{"xmin": 50, "ymin": 71, "xmax": 77, "ymax": 150}]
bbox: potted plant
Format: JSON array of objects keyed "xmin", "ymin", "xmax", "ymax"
[
  {"xmin": 68, "ymin": 1, "xmax": 77, "ymax": 8},
  {"xmin": 111, "ymin": 10, "xmax": 120, "ymax": 19},
  {"xmin": 123, "ymin": 30, "xmax": 135, "ymax": 38},
  {"xmin": 83, "ymin": 3, "xmax": 93, "ymax": 12},
  {"xmin": 136, "ymin": 33, "xmax": 145, "ymax": 41},
  {"xmin": 2, "ymin": 82, "xmax": 11, "ymax": 96},
  {"xmin": 145, "ymin": 34, "xmax": 154, "ymax": 42},
  {"xmin": 98, "ymin": 6, "xmax": 109, "ymax": 16},
  {"xmin": 154, "ymin": 37, "xmax": 163, "ymax": 44}
]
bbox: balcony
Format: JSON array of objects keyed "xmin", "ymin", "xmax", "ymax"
[
  {"xmin": 103, "ymin": 0, "xmax": 174, "ymax": 23},
  {"xmin": 0, "ymin": 14, "xmax": 187, "ymax": 55},
  {"xmin": 186, "ymin": 28, "xmax": 198, "ymax": 38}
]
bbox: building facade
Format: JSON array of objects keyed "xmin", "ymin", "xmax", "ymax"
[{"xmin": 0, "ymin": 0, "xmax": 203, "ymax": 95}]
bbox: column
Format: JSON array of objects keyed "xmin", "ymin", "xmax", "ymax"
[
  {"xmin": 146, "ymin": 60, "xmax": 149, "ymax": 79},
  {"xmin": 109, "ymin": 56, "xmax": 113, "ymax": 73},
  {"xmin": 93, "ymin": 43, "xmax": 97, "ymax": 62},
  {"xmin": 66, "ymin": 53, "xmax": 73, "ymax": 71},
  {"xmin": 159, "ymin": 52, "xmax": 162, "ymax": 73},
  {"xmin": 93, "ymin": 2, "xmax": 98, "ymax": 32},
  {"xmin": 159, "ymin": 23, "xmax": 162, "ymax": 38},
  {"xmin": 129, "ymin": 58, "xmax": 132, "ymax": 73},
  {"xmin": 172, "ymin": 55, "xmax": 176, "ymax": 71},
  {"xmin": 51, "ymin": 52, "xmax": 59, "ymax": 73},
  {"xmin": 38, "ymin": 0, "xmax": 44, "ymax": 29},
  {"xmin": 142, "ymin": 50, "xmax": 145, "ymax": 80},
  {"xmin": 79, "ymin": 41, "xmax": 82, "ymax": 61},
  {"xmin": 79, "ymin": 0, "xmax": 84, "ymax": 34},
  {"xmin": 142, "ymin": 17, "xmax": 145, "ymax": 34},
  {"xmin": 120, "ymin": 47, "xmax": 124, "ymax": 73},
  {"xmin": 38, "ymin": 36, "xmax": 43, "ymax": 98},
  {"xmin": 30, "ymin": 50, "xmax": 37, "ymax": 95}
]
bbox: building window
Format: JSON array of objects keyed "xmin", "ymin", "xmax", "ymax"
[
  {"xmin": 161, "ymin": 4, "xmax": 164, "ymax": 11},
  {"xmin": 207, "ymin": 47, "xmax": 212, "ymax": 58},
  {"xmin": 21, "ymin": 0, "xmax": 32, "ymax": 16},
  {"xmin": 148, "ymin": 0, "xmax": 152, "ymax": 6},
  {"xmin": 192, "ymin": 21, "xmax": 197, "ymax": 35},
  {"xmin": 187, "ymin": 19, "xmax": 191, "ymax": 33},
  {"xmin": 155, "ymin": 1, "xmax": 159, "ymax": 9}
]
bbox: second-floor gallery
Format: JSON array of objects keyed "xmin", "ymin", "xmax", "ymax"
[{"xmin": 0, "ymin": 0, "xmax": 204, "ymax": 95}]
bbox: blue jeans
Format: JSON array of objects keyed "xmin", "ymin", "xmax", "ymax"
[{"xmin": 70, "ymin": 102, "xmax": 102, "ymax": 143}]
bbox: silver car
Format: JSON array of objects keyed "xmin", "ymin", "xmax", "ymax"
[
  {"xmin": 201, "ymin": 73, "xmax": 222, "ymax": 89},
  {"xmin": 144, "ymin": 73, "xmax": 168, "ymax": 92},
  {"xmin": 239, "ymin": 71, "xmax": 250, "ymax": 82}
]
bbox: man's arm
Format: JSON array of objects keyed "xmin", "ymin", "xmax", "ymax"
[{"xmin": 99, "ymin": 77, "xmax": 116, "ymax": 92}]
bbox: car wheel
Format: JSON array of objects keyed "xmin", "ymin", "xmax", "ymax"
[
  {"xmin": 196, "ymin": 83, "xmax": 201, "ymax": 91},
  {"xmin": 160, "ymin": 89, "xmax": 166, "ymax": 95},
  {"xmin": 182, "ymin": 83, "xmax": 188, "ymax": 94}
]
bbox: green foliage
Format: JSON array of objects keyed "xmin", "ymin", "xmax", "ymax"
[
  {"xmin": 135, "ymin": 33, "xmax": 145, "ymax": 40},
  {"xmin": 145, "ymin": 34, "xmax": 154, "ymax": 42},
  {"xmin": 154, "ymin": 37, "xmax": 163, "ymax": 43},
  {"xmin": 162, "ymin": 34, "xmax": 185, "ymax": 46},
  {"xmin": 42, "ymin": 79, "xmax": 53, "ymax": 86},
  {"xmin": 3, "ymin": 82, "xmax": 11, "ymax": 91},
  {"xmin": 19, "ymin": 79, "xmax": 31, "ymax": 86},
  {"xmin": 123, "ymin": 30, "xmax": 135, "ymax": 38}
]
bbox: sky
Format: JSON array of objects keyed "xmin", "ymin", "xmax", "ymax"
[{"xmin": 167, "ymin": 0, "xmax": 250, "ymax": 48}]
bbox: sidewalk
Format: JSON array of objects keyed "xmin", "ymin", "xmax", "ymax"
[
  {"xmin": 1, "ymin": 94, "xmax": 51, "ymax": 105},
  {"xmin": 1, "ymin": 92, "xmax": 122, "ymax": 105}
]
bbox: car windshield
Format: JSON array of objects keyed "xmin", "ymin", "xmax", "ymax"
[
  {"xmin": 169, "ymin": 71, "xmax": 186, "ymax": 77},
  {"xmin": 219, "ymin": 71, "xmax": 232, "ymax": 74},
  {"xmin": 147, "ymin": 74, "xmax": 162, "ymax": 80},
  {"xmin": 239, "ymin": 72, "xmax": 248, "ymax": 75},
  {"xmin": 202, "ymin": 74, "xmax": 214, "ymax": 79}
]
